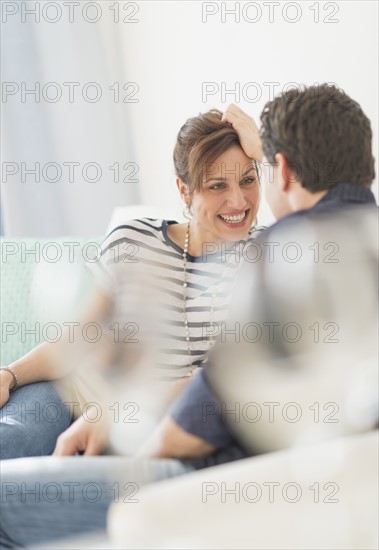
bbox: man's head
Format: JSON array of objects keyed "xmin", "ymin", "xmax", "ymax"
[{"xmin": 260, "ymin": 83, "xmax": 375, "ymax": 219}]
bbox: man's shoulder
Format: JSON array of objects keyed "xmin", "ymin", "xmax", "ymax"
[{"xmin": 256, "ymin": 200, "xmax": 377, "ymax": 244}]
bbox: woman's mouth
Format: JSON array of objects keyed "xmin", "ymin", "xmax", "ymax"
[{"xmin": 218, "ymin": 209, "xmax": 249, "ymax": 227}]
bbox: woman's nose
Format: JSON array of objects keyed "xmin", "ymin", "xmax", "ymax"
[{"xmin": 226, "ymin": 186, "xmax": 247, "ymax": 210}]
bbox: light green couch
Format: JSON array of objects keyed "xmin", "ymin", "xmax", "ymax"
[{"xmin": 1, "ymin": 236, "xmax": 102, "ymax": 366}]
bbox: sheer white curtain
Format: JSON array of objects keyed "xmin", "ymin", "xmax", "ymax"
[{"xmin": 1, "ymin": 7, "xmax": 139, "ymax": 237}]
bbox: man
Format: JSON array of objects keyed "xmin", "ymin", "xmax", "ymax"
[{"xmin": 139, "ymin": 83, "xmax": 378, "ymax": 464}]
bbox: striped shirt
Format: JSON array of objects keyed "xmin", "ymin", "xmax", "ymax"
[{"xmin": 94, "ymin": 218, "xmax": 261, "ymax": 380}]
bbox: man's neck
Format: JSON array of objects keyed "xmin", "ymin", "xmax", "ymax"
[{"xmin": 288, "ymin": 184, "xmax": 328, "ymax": 213}]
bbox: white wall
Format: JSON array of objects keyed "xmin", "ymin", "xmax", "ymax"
[
  {"xmin": 1, "ymin": 1, "xmax": 378, "ymax": 236},
  {"xmin": 118, "ymin": 0, "xmax": 379, "ymax": 226}
]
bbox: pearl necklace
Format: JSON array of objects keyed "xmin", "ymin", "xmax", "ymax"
[
  {"xmin": 182, "ymin": 221, "xmax": 217, "ymax": 377},
  {"xmin": 182, "ymin": 222, "xmax": 255, "ymax": 376}
]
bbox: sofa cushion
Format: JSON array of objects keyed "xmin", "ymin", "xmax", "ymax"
[{"xmin": 1, "ymin": 236, "xmax": 101, "ymax": 365}]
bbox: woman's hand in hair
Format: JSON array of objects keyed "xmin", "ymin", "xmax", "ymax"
[{"xmin": 222, "ymin": 104, "xmax": 263, "ymax": 163}]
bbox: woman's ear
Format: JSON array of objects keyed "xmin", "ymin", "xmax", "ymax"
[{"xmin": 176, "ymin": 178, "xmax": 190, "ymax": 204}]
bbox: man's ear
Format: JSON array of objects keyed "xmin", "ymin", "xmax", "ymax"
[
  {"xmin": 176, "ymin": 178, "xmax": 190, "ymax": 204},
  {"xmin": 274, "ymin": 152, "xmax": 297, "ymax": 193}
]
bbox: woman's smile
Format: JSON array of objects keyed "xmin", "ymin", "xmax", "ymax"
[{"xmin": 217, "ymin": 208, "xmax": 250, "ymax": 227}]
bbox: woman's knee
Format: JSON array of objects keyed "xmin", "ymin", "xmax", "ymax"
[
  {"xmin": 0, "ymin": 421, "xmax": 35, "ymax": 459},
  {"xmin": 0, "ymin": 382, "xmax": 72, "ymax": 459}
]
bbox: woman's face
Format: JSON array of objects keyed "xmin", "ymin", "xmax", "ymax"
[{"xmin": 190, "ymin": 146, "xmax": 260, "ymax": 245}]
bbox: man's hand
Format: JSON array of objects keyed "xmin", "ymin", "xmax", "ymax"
[
  {"xmin": 53, "ymin": 407, "xmax": 109, "ymax": 456},
  {"xmin": 137, "ymin": 416, "xmax": 216, "ymax": 459},
  {"xmin": 222, "ymin": 104, "xmax": 263, "ymax": 163}
]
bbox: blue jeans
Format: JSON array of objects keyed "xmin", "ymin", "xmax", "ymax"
[
  {"xmin": 0, "ymin": 456, "xmax": 193, "ymax": 548},
  {"xmin": 0, "ymin": 382, "xmax": 195, "ymax": 548},
  {"xmin": 0, "ymin": 382, "xmax": 72, "ymax": 459}
]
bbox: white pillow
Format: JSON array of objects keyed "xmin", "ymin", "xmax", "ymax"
[{"xmin": 106, "ymin": 205, "xmax": 181, "ymax": 234}]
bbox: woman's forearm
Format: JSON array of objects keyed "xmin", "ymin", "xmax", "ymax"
[
  {"xmin": 4, "ymin": 342, "xmax": 63, "ymax": 388},
  {"xmin": 2, "ymin": 289, "xmax": 113, "ymax": 390}
]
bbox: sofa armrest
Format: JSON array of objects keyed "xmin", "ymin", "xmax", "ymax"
[{"xmin": 108, "ymin": 431, "xmax": 379, "ymax": 550}]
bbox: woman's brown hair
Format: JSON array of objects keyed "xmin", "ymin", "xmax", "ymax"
[{"xmin": 173, "ymin": 109, "xmax": 244, "ymax": 196}]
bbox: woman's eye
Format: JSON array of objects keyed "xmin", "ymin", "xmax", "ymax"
[
  {"xmin": 241, "ymin": 177, "xmax": 257, "ymax": 185},
  {"xmin": 210, "ymin": 183, "xmax": 225, "ymax": 190}
]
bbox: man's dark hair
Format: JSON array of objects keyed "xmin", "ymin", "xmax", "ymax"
[{"xmin": 260, "ymin": 83, "xmax": 375, "ymax": 192}]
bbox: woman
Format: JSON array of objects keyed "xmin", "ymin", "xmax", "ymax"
[
  {"xmin": 0, "ymin": 105, "xmax": 262, "ymax": 458},
  {"xmin": 0, "ymin": 105, "xmax": 263, "ymax": 547}
]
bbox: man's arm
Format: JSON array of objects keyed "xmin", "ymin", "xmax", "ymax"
[
  {"xmin": 137, "ymin": 369, "xmax": 235, "ymax": 459},
  {"xmin": 137, "ymin": 416, "xmax": 216, "ymax": 459}
]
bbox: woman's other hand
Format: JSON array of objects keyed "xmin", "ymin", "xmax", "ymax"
[
  {"xmin": 222, "ymin": 104, "xmax": 263, "ymax": 163},
  {"xmin": 0, "ymin": 369, "xmax": 15, "ymax": 408},
  {"xmin": 53, "ymin": 406, "xmax": 109, "ymax": 456}
]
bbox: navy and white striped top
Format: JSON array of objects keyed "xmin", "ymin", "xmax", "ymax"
[{"xmin": 94, "ymin": 218, "xmax": 261, "ymax": 380}]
